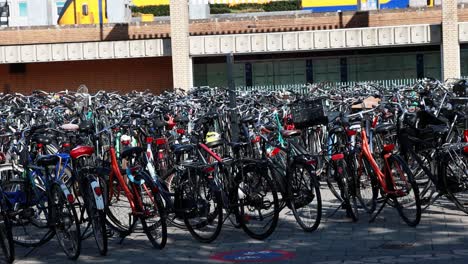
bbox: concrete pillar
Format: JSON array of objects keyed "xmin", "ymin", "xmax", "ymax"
[
  {"xmin": 441, "ymin": 0, "xmax": 461, "ymax": 80},
  {"xmin": 170, "ymin": 0, "xmax": 193, "ymax": 90}
]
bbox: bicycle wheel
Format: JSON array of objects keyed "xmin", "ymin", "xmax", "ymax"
[
  {"xmin": 405, "ymin": 151, "xmax": 433, "ymax": 201},
  {"xmin": 181, "ymin": 170, "xmax": 223, "ymax": 243},
  {"xmin": 0, "ymin": 206, "xmax": 14, "ymax": 263},
  {"xmin": 138, "ymin": 172, "xmax": 167, "ymax": 249},
  {"xmin": 84, "ymin": 177, "xmax": 107, "ymax": 256},
  {"xmin": 237, "ymin": 163, "xmax": 279, "ymax": 240},
  {"xmin": 104, "ymin": 174, "xmax": 136, "ymax": 234},
  {"xmin": 50, "ymin": 183, "xmax": 81, "ymax": 260},
  {"xmin": 388, "ymin": 155, "xmax": 421, "ymax": 227},
  {"xmin": 444, "ymin": 150, "xmax": 468, "ymax": 214},
  {"xmin": 355, "ymin": 156, "xmax": 378, "ymax": 214},
  {"xmin": 289, "ymin": 162, "xmax": 322, "ymax": 232},
  {"xmin": 4, "ymin": 176, "xmax": 54, "ymax": 247},
  {"xmin": 336, "ymin": 159, "xmax": 359, "ymax": 221}
]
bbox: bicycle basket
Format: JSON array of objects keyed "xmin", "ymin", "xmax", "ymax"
[{"xmin": 291, "ymin": 98, "xmax": 328, "ymax": 129}]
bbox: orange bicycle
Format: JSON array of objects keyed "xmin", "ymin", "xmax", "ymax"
[
  {"xmin": 96, "ymin": 118, "xmax": 167, "ymax": 249},
  {"xmin": 349, "ymin": 109, "xmax": 421, "ymax": 227}
]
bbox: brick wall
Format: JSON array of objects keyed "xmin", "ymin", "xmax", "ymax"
[
  {"xmin": 1, "ymin": 7, "xmax": 467, "ymax": 46},
  {"xmin": 442, "ymin": 0, "xmax": 461, "ymax": 79},
  {"xmin": 0, "ymin": 57, "xmax": 173, "ymax": 94},
  {"xmin": 170, "ymin": 0, "xmax": 192, "ymax": 90}
]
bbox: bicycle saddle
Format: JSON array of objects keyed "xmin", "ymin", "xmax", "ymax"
[
  {"xmin": 60, "ymin": 123, "xmax": 79, "ymax": 132},
  {"xmin": 281, "ymin": 130, "xmax": 302, "ymax": 138},
  {"xmin": 205, "ymin": 139, "xmax": 224, "ymax": 149},
  {"xmin": 36, "ymin": 155, "xmax": 60, "ymax": 166},
  {"xmin": 120, "ymin": 147, "xmax": 145, "ymax": 160},
  {"xmin": 240, "ymin": 116, "xmax": 255, "ymax": 123},
  {"xmin": 32, "ymin": 134, "xmax": 53, "ymax": 145},
  {"xmin": 374, "ymin": 123, "xmax": 396, "ymax": 134},
  {"xmin": 79, "ymin": 121, "xmax": 93, "ymax": 132},
  {"xmin": 172, "ymin": 144, "xmax": 194, "ymax": 154},
  {"xmin": 427, "ymin": 125, "xmax": 449, "ymax": 135}
]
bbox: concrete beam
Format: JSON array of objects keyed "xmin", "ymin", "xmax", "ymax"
[
  {"xmin": 0, "ymin": 39, "xmax": 170, "ymax": 64},
  {"xmin": 190, "ymin": 24, "xmax": 441, "ymax": 56}
]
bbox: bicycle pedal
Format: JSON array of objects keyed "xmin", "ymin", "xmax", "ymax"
[
  {"xmin": 106, "ymin": 229, "xmax": 115, "ymax": 238},
  {"xmin": 420, "ymin": 197, "xmax": 431, "ymax": 205}
]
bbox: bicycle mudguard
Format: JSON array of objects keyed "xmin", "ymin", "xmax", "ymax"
[
  {"xmin": 90, "ymin": 180, "xmax": 105, "ymax": 210},
  {"xmin": 59, "ymin": 182, "xmax": 74, "ymax": 203}
]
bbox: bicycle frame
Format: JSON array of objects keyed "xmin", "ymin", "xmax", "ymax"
[{"xmin": 359, "ymin": 128, "xmax": 403, "ymax": 196}]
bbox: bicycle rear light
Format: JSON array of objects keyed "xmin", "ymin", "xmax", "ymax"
[
  {"xmin": 94, "ymin": 187, "xmax": 103, "ymax": 196},
  {"xmin": 155, "ymin": 138, "xmax": 167, "ymax": 145},
  {"xmin": 67, "ymin": 194, "xmax": 75, "ymax": 203},
  {"xmin": 346, "ymin": 129, "xmax": 357, "ymax": 136},
  {"xmin": 383, "ymin": 144, "xmax": 395, "ymax": 152},
  {"xmin": 331, "ymin": 153, "xmax": 344, "ymax": 161},
  {"xmin": 203, "ymin": 166, "xmax": 215, "ymax": 173}
]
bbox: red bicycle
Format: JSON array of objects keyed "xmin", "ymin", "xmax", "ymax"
[
  {"xmin": 97, "ymin": 118, "xmax": 167, "ymax": 249},
  {"xmin": 350, "ymin": 109, "xmax": 421, "ymax": 226}
]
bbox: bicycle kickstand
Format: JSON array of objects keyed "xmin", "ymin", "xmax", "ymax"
[
  {"xmin": 327, "ymin": 201, "xmax": 345, "ymax": 218},
  {"xmin": 369, "ymin": 196, "xmax": 388, "ymax": 223},
  {"xmin": 119, "ymin": 215, "xmax": 138, "ymax": 245},
  {"xmin": 422, "ymin": 190, "xmax": 441, "ymax": 212}
]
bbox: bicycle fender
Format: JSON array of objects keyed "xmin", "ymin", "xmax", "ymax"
[
  {"xmin": 59, "ymin": 182, "xmax": 74, "ymax": 203},
  {"xmin": 90, "ymin": 180, "xmax": 105, "ymax": 210}
]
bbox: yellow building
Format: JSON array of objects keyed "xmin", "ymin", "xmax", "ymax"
[
  {"xmin": 58, "ymin": 0, "xmax": 108, "ymax": 25},
  {"xmin": 132, "ymin": 0, "xmax": 168, "ymax": 6}
]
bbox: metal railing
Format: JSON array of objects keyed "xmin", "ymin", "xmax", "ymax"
[{"xmin": 235, "ymin": 78, "xmax": 424, "ymax": 94}]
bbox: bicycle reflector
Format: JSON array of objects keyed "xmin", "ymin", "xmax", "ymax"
[
  {"xmin": 94, "ymin": 187, "xmax": 103, "ymax": 196},
  {"xmin": 346, "ymin": 129, "xmax": 357, "ymax": 136},
  {"xmin": 62, "ymin": 143, "xmax": 71, "ymax": 148},
  {"xmin": 383, "ymin": 144, "xmax": 395, "ymax": 152},
  {"xmin": 155, "ymin": 138, "xmax": 167, "ymax": 145},
  {"xmin": 268, "ymin": 147, "xmax": 281, "ymax": 157},
  {"xmin": 463, "ymin": 146, "xmax": 468, "ymax": 154},
  {"xmin": 146, "ymin": 137, "xmax": 153, "ymax": 144},
  {"xmin": 331, "ymin": 153, "xmax": 344, "ymax": 161},
  {"xmin": 176, "ymin": 129, "xmax": 185, "ymax": 135},
  {"xmin": 67, "ymin": 194, "xmax": 75, "ymax": 203},
  {"xmin": 203, "ymin": 166, "xmax": 215, "ymax": 173},
  {"xmin": 251, "ymin": 136, "xmax": 261, "ymax": 143}
]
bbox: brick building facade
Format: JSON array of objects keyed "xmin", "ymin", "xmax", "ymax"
[
  {"xmin": 0, "ymin": 57, "xmax": 172, "ymax": 94},
  {"xmin": 0, "ymin": 5, "xmax": 466, "ymax": 93}
]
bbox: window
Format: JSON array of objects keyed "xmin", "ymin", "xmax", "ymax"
[
  {"xmin": 9, "ymin": 64, "xmax": 26, "ymax": 74},
  {"xmin": 18, "ymin": 1, "xmax": 27, "ymax": 17},
  {"xmin": 56, "ymin": 1, "xmax": 65, "ymax": 15},
  {"xmin": 82, "ymin": 4, "xmax": 88, "ymax": 16}
]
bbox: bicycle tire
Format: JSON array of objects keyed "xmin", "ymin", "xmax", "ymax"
[
  {"xmin": 138, "ymin": 172, "xmax": 167, "ymax": 249},
  {"xmin": 181, "ymin": 170, "xmax": 223, "ymax": 243},
  {"xmin": 0, "ymin": 207, "xmax": 14, "ymax": 263},
  {"xmin": 50, "ymin": 183, "xmax": 81, "ymax": 260},
  {"xmin": 336, "ymin": 159, "xmax": 359, "ymax": 221},
  {"xmin": 388, "ymin": 155, "xmax": 421, "ymax": 227},
  {"xmin": 443, "ymin": 152, "xmax": 468, "ymax": 214},
  {"xmin": 103, "ymin": 174, "xmax": 136, "ymax": 234},
  {"xmin": 4, "ymin": 176, "xmax": 54, "ymax": 247},
  {"xmin": 84, "ymin": 177, "xmax": 108, "ymax": 256},
  {"xmin": 237, "ymin": 163, "xmax": 279, "ymax": 240},
  {"xmin": 356, "ymin": 156, "xmax": 379, "ymax": 214},
  {"xmin": 289, "ymin": 162, "xmax": 322, "ymax": 232}
]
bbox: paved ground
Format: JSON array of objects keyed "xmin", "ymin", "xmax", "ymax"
[{"xmin": 10, "ymin": 184, "xmax": 468, "ymax": 264}]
